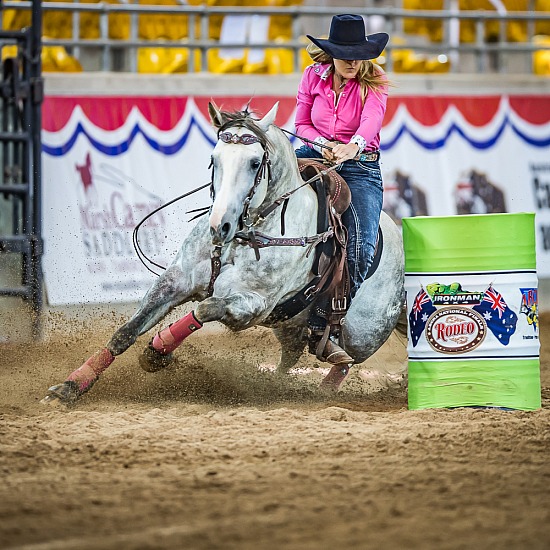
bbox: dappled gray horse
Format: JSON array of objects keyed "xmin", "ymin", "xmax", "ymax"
[{"xmin": 42, "ymin": 102, "xmax": 405, "ymax": 406}]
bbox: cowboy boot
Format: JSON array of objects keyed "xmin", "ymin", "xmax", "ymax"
[{"xmin": 309, "ymin": 328, "xmax": 353, "ymax": 365}]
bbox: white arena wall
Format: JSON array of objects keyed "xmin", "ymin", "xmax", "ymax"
[{"xmin": 3, "ymin": 72, "xmax": 550, "ymax": 342}]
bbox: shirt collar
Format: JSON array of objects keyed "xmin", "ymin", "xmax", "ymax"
[{"xmin": 320, "ymin": 65, "xmax": 331, "ymax": 81}]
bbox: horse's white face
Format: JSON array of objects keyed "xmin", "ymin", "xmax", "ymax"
[
  {"xmin": 209, "ymin": 131, "xmax": 267, "ymax": 245},
  {"xmin": 208, "ymin": 103, "xmax": 278, "ymax": 246}
]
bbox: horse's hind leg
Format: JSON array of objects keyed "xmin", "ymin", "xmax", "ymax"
[
  {"xmin": 41, "ymin": 265, "xmax": 199, "ymax": 406},
  {"xmin": 271, "ymin": 322, "xmax": 309, "ymax": 374}
]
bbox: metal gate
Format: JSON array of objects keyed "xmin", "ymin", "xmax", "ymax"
[{"xmin": 0, "ymin": 0, "xmax": 43, "ymax": 336}]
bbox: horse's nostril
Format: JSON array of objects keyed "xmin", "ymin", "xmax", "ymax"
[
  {"xmin": 210, "ymin": 221, "xmax": 232, "ymax": 244},
  {"xmin": 221, "ymin": 222, "xmax": 231, "ymax": 239}
]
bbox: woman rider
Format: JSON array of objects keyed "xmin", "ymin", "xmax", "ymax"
[{"xmin": 294, "ymin": 14, "xmax": 390, "ymax": 367}]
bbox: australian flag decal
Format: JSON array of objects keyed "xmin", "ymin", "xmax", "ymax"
[
  {"xmin": 472, "ymin": 285, "xmax": 518, "ymax": 345},
  {"xmin": 409, "ymin": 288, "xmax": 437, "ymax": 347}
]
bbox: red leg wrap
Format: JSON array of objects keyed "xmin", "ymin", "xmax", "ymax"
[
  {"xmin": 67, "ymin": 348, "xmax": 115, "ymax": 392},
  {"xmin": 152, "ymin": 311, "xmax": 203, "ymax": 355}
]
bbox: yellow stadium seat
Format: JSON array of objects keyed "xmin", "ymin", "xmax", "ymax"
[
  {"xmin": 138, "ymin": 46, "xmax": 201, "ymax": 73},
  {"xmin": 389, "ymin": 36, "xmax": 450, "ymax": 73},
  {"xmin": 60, "ymin": 0, "xmax": 131, "ymax": 41},
  {"xmin": 205, "ymin": 1, "xmax": 237, "ymax": 40},
  {"xmin": 4, "ymin": 0, "xmax": 134, "ymax": 41},
  {"xmin": 393, "ymin": 49, "xmax": 427, "ymax": 73},
  {"xmin": 403, "ymin": 0, "xmax": 539, "ymax": 44},
  {"xmin": 536, "ymin": 0, "xmax": 550, "ymax": 35},
  {"xmin": 424, "ymin": 55, "xmax": 451, "ymax": 73},
  {"xmin": 265, "ymin": 38, "xmax": 294, "ymax": 74},
  {"xmin": 161, "ymin": 49, "xmax": 202, "ymax": 73},
  {"xmin": 43, "ymin": 0, "xmax": 73, "ymax": 40},
  {"xmin": 207, "ymin": 12, "xmax": 248, "ymax": 73},
  {"xmin": 79, "ymin": 7, "xmax": 100, "ymax": 40},
  {"xmin": 106, "ymin": 1, "xmax": 131, "ymax": 40},
  {"xmin": 205, "ymin": 0, "xmax": 303, "ymax": 41},
  {"xmin": 263, "ymin": 0, "xmax": 303, "ymax": 41},
  {"xmin": 459, "ymin": 0, "xmax": 529, "ymax": 43},
  {"xmin": 533, "ymin": 35, "xmax": 550, "ymax": 75},
  {"xmin": 137, "ymin": 47, "xmax": 168, "ymax": 73},
  {"xmin": 208, "ymin": 2, "xmax": 303, "ymax": 74},
  {"xmin": 2, "ymin": 1, "xmax": 31, "ymax": 31},
  {"xmin": 208, "ymin": 49, "xmax": 246, "ymax": 73},
  {"xmin": 403, "ymin": 0, "xmax": 444, "ymax": 43},
  {"xmin": 1, "ymin": 45, "xmax": 19, "ymax": 61},
  {"xmin": 138, "ymin": 0, "xmax": 196, "ymax": 41},
  {"xmin": 278, "ymin": 36, "xmax": 322, "ymax": 74},
  {"xmin": 42, "ymin": 46, "xmax": 83, "ymax": 72}
]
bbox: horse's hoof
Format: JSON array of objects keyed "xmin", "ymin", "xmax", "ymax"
[
  {"xmin": 139, "ymin": 344, "xmax": 174, "ymax": 373},
  {"xmin": 40, "ymin": 381, "xmax": 81, "ymax": 407},
  {"xmin": 319, "ymin": 363, "xmax": 351, "ymax": 393}
]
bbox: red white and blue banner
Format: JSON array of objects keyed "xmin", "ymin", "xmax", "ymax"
[{"xmin": 42, "ymin": 95, "xmax": 550, "ymax": 305}]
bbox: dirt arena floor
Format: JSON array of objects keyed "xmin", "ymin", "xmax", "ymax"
[{"xmin": 0, "ymin": 307, "xmax": 549, "ymax": 550}]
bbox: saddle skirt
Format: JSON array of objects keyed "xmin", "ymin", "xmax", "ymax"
[{"xmin": 297, "ymin": 158, "xmax": 351, "ymax": 216}]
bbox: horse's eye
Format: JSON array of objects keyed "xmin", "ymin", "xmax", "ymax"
[{"xmin": 251, "ymin": 159, "xmax": 261, "ymax": 170}]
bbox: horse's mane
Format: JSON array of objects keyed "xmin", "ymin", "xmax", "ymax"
[{"xmin": 217, "ymin": 108, "xmax": 273, "ymax": 152}]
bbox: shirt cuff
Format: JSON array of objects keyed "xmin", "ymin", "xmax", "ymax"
[
  {"xmin": 312, "ymin": 136, "xmax": 329, "ymax": 154},
  {"xmin": 350, "ymin": 135, "xmax": 367, "ymax": 153}
]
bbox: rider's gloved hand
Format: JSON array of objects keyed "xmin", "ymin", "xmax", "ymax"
[{"xmin": 332, "ymin": 142, "xmax": 361, "ymax": 164}]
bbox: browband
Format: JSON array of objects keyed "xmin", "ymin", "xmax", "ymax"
[{"xmin": 218, "ymin": 131, "xmax": 260, "ymax": 145}]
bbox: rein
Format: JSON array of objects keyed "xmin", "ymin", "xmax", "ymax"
[
  {"xmin": 206, "ymin": 126, "xmax": 343, "ymax": 297},
  {"xmin": 132, "ymin": 181, "xmax": 211, "ymax": 276},
  {"xmin": 212, "ymin": 126, "xmax": 340, "ymax": 260},
  {"xmin": 280, "ymin": 128, "xmax": 335, "ymax": 152},
  {"xmin": 133, "ymin": 123, "xmax": 340, "ymax": 295}
]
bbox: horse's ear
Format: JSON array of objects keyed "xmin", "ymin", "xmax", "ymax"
[
  {"xmin": 256, "ymin": 102, "xmax": 279, "ymax": 131},
  {"xmin": 208, "ymin": 101, "xmax": 225, "ymax": 128}
]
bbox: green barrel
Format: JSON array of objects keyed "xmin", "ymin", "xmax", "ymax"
[{"xmin": 402, "ymin": 213, "xmax": 541, "ymax": 411}]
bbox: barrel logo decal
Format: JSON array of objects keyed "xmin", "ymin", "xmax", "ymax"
[{"xmin": 425, "ymin": 307, "xmax": 487, "ymax": 354}]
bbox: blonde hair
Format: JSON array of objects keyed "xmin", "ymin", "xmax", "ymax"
[{"xmin": 306, "ymin": 42, "xmax": 391, "ymax": 99}]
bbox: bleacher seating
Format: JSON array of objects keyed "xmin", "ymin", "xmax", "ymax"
[
  {"xmin": 388, "ymin": 36, "xmax": 450, "ymax": 74},
  {"xmin": 1, "ymin": 1, "xmax": 547, "ymax": 74},
  {"xmin": 136, "ymin": 0, "xmax": 304, "ymax": 74},
  {"xmin": 205, "ymin": 0, "xmax": 304, "ymax": 74},
  {"xmin": 404, "ymin": 0, "xmax": 550, "ymax": 44},
  {"xmin": 1, "ymin": 43, "xmax": 82, "ymax": 73},
  {"xmin": 2, "ymin": 0, "xmax": 126, "ymax": 71}
]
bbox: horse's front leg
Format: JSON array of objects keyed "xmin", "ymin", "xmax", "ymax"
[
  {"xmin": 142, "ymin": 291, "xmax": 268, "ymax": 370},
  {"xmin": 41, "ymin": 263, "xmax": 205, "ymax": 406}
]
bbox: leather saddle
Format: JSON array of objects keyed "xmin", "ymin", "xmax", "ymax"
[
  {"xmin": 297, "ymin": 158, "xmax": 351, "ymax": 216},
  {"xmin": 266, "ymin": 158, "xmax": 384, "ymax": 328}
]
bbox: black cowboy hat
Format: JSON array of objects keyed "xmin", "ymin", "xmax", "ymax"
[{"xmin": 306, "ymin": 14, "xmax": 389, "ymax": 61}]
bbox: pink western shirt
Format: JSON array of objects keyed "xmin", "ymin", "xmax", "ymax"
[{"xmin": 295, "ymin": 63, "xmax": 388, "ymax": 153}]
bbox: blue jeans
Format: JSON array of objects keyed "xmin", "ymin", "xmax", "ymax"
[{"xmin": 295, "ymin": 145, "xmax": 383, "ymax": 300}]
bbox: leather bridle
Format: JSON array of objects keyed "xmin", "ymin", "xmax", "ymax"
[{"xmin": 207, "ymin": 127, "xmax": 336, "ymax": 296}]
